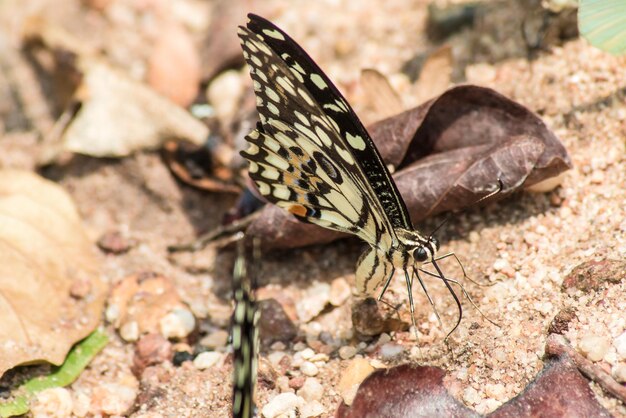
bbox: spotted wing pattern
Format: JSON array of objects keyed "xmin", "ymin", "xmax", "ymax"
[
  {"xmin": 238, "ymin": 14, "xmax": 413, "ymax": 251},
  {"xmin": 231, "ymin": 242, "xmax": 259, "ymax": 418}
]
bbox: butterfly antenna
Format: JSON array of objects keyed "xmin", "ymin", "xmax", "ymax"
[{"xmin": 412, "ymin": 269, "xmax": 443, "ymax": 328}]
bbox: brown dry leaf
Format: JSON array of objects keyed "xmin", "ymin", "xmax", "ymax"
[
  {"xmin": 0, "ymin": 169, "xmax": 105, "ymax": 377},
  {"xmin": 360, "ymin": 68, "xmax": 404, "ymax": 122},
  {"xmin": 413, "ymin": 45, "xmax": 453, "ymax": 104},
  {"xmin": 23, "ymin": 19, "xmax": 208, "ymax": 161},
  {"xmin": 337, "ymin": 357, "xmax": 611, "ymax": 417},
  {"xmin": 244, "ymin": 85, "xmax": 572, "ymax": 249}
]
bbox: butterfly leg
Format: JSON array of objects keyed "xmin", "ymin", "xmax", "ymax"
[
  {"xmin": 431, "ymin": 252, "xmax": 493, "ymax": 287},
  {"xmin": 404, "ymin": 269, "xmax": 419, "ymax": 340},
  {"xmin": 376, "ymin": 267, "xmax": 396, "ymax": 303},
  {"xmin": 412, "ymin": 268, "xmax": 443, "ymax": 328},
  {"xmin": 419, "ymin": 267, "xmax": 499, "ymax": 329}
]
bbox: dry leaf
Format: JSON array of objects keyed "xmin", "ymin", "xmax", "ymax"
[
  {"xmin": 413, "ymin": 45, "xmax": 453, "ymax": 104},
  {"xmin": 360, "ymin": 69, "xmax": 404, "ymax": 122},
  {"xmin": 0, "ymin": 170, "xmax": 105, "ymax": 377},
  {"xmin": 243, "ymin": 85, "xmax": 572, "ymax": 249},
  {"xmin": 337, "ymin": 357, "xmax": 612, "ymax": 417},
  {"xmin": 58, "ymin": 61, "xmax": 208, "ymax": 158}
]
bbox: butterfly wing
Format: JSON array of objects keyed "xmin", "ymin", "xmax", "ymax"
[
  {"xmin": 579, "ymin": 0, "xmax": 626, "ymax": 55},
  {"xmin": 231, "ymin": 242, "xmax": 259, "ymax": 418},
  {"xmin": 238, "ymin": 14, "xmax": 412, "ymax": 250}
]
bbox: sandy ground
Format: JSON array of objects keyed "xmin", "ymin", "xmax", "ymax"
[{"xmin": 1, "ymin": 0, "xmax": 625, "ymax": 417}]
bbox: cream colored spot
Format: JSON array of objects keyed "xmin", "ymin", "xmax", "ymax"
[
  {"xmin": 323, "ymin": 103, "xmax": 342, "ymax": 112},
  {"xmin": 267, "ymin": 102, "xmax": 280, "ymax": 116},
  {"xmin": 290, "ymin": 67, "xmax": 304, "ymax": 83},
  {"xmin": 273, "ymin": 185, "xmax": 290, "ymax": 200},
  {"xmin": 264, "ymin": 136, "xmax": 281, "ymax": 152},
  {"xmin": 247, "ymin": 42, "xmax": 258, "ymax": 53},
  {"xmin": 277, "ymin": 76, "xmax": 296, "ymax": 95},
  {"xmin": 248, "ymin": 161, "xmax": 259, "ymax": 173},
  {"xmin": 256, "ymin": 181, "xmax": 270, "ymax": 195},
  {"xmin": 294, "ymin": 111, "xmax": 310, "ymax": 126},
  {"xmin": 310, "ymin": 73, "xmax": 328, "ymax": 89},
  {"xmin": 250, "ymin": 54, "xmax": 262, "ymax": 67},
  {"xmin": 261, "ymin": 166, "xmax": 280, "ymax": 180},
  {"xmin": 266, "ymin": 154, "xmax": 290, "ymax": 171},
  {"xmin": 295, "ymin": 123, "xmax": 322, "ymax": 146},
  {"xmin": 263, "ymin": 29, "xmax": 285, "ymax": 40},
  {"xmin": 242, "ymin": 51, "xmax": 250, "ymax": 59},
  {"xmin": 314, "ymin": 125, "xmax": 332, "ymax": 147},
  {"xmin": 335, "ymin": 145, "xmax": 355, "ymax": 165},
  {"xmin": 248, "ymin": 130, "xmax": 260, "ymax": 140},
  {"xmin": 253, "ymin": 40, "xmax": 272, "ymax": 55},
  {"xmin": 265, "ymin": 87, "xmax": 280, "ymax": 102},
  {"xmin": 292, "ymin": 62, "xmax": 305, "ymax": 74},
  {"xmin": 338, "ymin": 99, "xmax": 349, "ymax": 112},
  {"xmin": 297, "ymin": 88, "xmax": 314, "ymax": 106},
  {"xmin": 246, "ymin": 143, "xmax": 260, "ymax": 155},
  {"xmin": 257, "ymin": 71, "xmax": 268, "ymax": 82},
  {"xmin": 255, "ymin": 95, "xmax": 263, "ymax": 107},
  {"xmin": 346, "ymin": 133, "xmax": 366, "ymax": 150},
  {"xmin": 253, "ymin": 80, "xmax": 262, "ymax": 92}
]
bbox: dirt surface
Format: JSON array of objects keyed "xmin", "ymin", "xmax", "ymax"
[{"xmin": 1, "ymin": 0, "xmax": 625, "ymax": 417}]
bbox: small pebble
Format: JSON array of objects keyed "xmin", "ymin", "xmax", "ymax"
[
  {"xmin": 160, "ymin": 308, "xmax": 196, "ymax": 339},
  {"xmin": 261, "ymin": 393, "xmax": 304, "ymax": 418},
  {"xmin": 614, "ymin": 332, "xmax": 626, "ymax": 359},
  {"xmin": 271, "ymin": 341, "xmax": 287, "ymax": 351},
  {"xmin": 578, "ymin": 335, "xmax": 610, "ymax": 361},
  {"xmin": 289, "ymin": 376, "xmax": 306, "ymax": 390},
  {"xmin": 132, "ymin": 333, "xmax": 172, "ymax": 375},
  {"xmin": 380, "ymin": 343, "xmax": 404, "ymax": 361},
  {"xmin": 193, "ymin": 351, "xmax": 223, "ymax": 370},
  {"xmin": 120, "ymin": 321, "xmax": 139, "ymax": 342},
  {"xmin": 300, "ymin": 400, "xmax": 325, "ymax": 418},
  {"xmin": 339, "ymin": 346, "xmax": 357, "ymax": 360},
  {"xmin": 200, "ymin": 330, "xmax": 229, "ymax": 349},
  {"xmin": 377, "ymin": 333, "xmax": 391, "ymax": 345},
  {"xmin": 298, "ymin": 378, "xmax": 324, "ymax": 402},
  {"xmin": 463, "ymin": 386, "xmax": 482, "ymax": 405},
  {"xmin": 329, "ymin": 277, "xmax": 351, "ymax": 306},
  {"xmin": 91, "ymin": 380, "xmax": 138, "ymax": 415},
  {"xmin": 300, "ymin": 361, "xmax": 319, "ymax": 377},
  {"xmin": 31, "ymin": 388, "xmax": 73, "ymax": 418},
  {"xmin": 299, "ymin": 348, "xmax": 315, "ymax": 360},
  {"xmin": 268, "ymin": 351, "xmax": 287, "ymax": 368},
  {"xmin": 612, "ymin": 363, "xmax": 626, "ymax": 383},
  {"xmin": 297, "ymin": 282, "xmax": 331, "ymax": 322}
]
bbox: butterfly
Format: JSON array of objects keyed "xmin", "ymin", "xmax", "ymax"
[
  {"xmin": 579, "ymin": 0, "xmax": 626, "ymax": 55},
  {"xmin": 231, "ymin": 237, "xmax": 260, "ymax": 418},
  {"xmin": 238, "ymin": 14, "xmax": 489, "ymax": 337}
]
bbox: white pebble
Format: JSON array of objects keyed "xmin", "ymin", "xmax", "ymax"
[
  {"xmin": 329, "ymin": 277, "xmax": 351, "ymax": 306},
  {"xmin": 614, "ymin": 332, "xmax": 626, "ymax": 359},
  {"xmin": 463, "ymin": 386, "xmax": 482, "ymax": 405},
  {"xmin": 380, "ymin": 343, "xmax": 404, "ymax": 361},
  {"xmin": 193, "ymin": 351, "xmax": 223, "ymax": 370},
  {"xmin": 300, "ymin": 361, "xmax": 319, "ymax": 377},
  {"xmin": 160, "ymin": 308, "xmax": 196, "ymax": 339},
  {"xmin": 299, "ymin": 348, "xmax": 315, "ymax": 360},
  {"xmin": 32, "ymin": 388, "xmax": 73, "ymax": 418},
  {"xmin": 339, "ymin": 346, "xmax": 357, "ymax": 360},
  {"xmin": 300, "ymin": 400, "xmax": 325, "ymax": 417},
  {"xmin": 578, "ymin": 335, "xmax": 610, "ymax": 362},
  {"xmin": 268, "ymin": 351, "xmax": 287, "ymax": 367},
  {"xmin": 261, "ymin": 393, "xmax": 304, "ymax": 418},
  {"xmin": 298, "ymin": 378, "xmax": 324, "ymax": 401},
  {"xmin": 120, "ymin": 321, "xmax": 140, "ymax": 342}
]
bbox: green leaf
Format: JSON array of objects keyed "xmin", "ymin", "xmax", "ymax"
[
  {"xmin": 579, "ymin": 0, "xmax": 626, "ymax": 55},
  {"xmin": 0, "ymin": 329, "xmax": 108, "ymax": 417}
]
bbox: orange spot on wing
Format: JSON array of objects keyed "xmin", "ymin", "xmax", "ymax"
[{"xmin": 288, "ymin": 204, "xmax": 307, "ymax": 217}]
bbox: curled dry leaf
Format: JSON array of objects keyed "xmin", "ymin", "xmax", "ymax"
[
  {"xmin": 337, "ymin": 356, "xmax": 611, "ymax": 418},
  {"xmin": 0, "ymin": 170, "xmax": 105, "ymax": 377},
  {"xmin": 245, "ymin": 85, "xmax": 572, "ymax": 249},
  {"xmin": 359, "ymin": 69, "xmax": 404, "ymax": 123},
  {"xmin": 58, "ymin": 61, "xmax": 208, "ymax": 158}
]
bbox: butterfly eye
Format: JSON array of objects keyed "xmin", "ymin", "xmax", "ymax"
[{"xmin": 413, "ymin": 246, "xmax": 429, "ymax": 262}]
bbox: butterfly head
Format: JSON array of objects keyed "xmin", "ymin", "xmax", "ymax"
[{"xmin": 397, "ymin": 229, "xmax": 439, "ymax": 264}]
